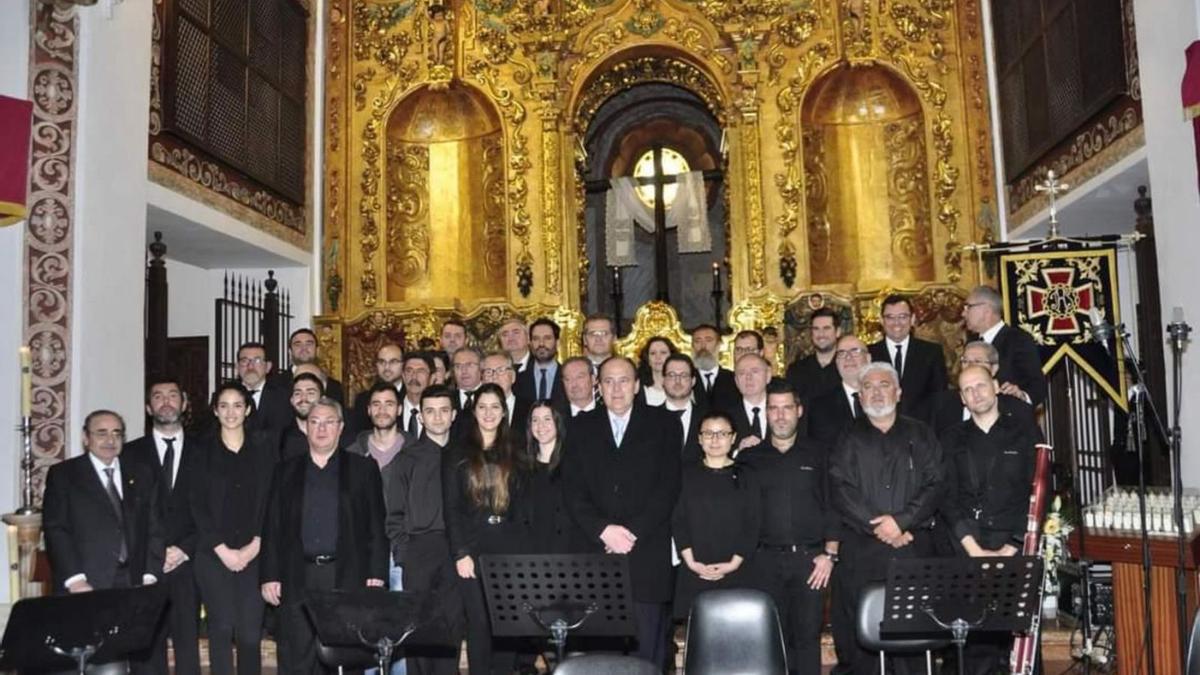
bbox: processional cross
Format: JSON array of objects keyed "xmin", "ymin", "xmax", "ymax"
[{"xmin": 1033, "ymin": 169, "xmax": 1070, "ymax": 238}]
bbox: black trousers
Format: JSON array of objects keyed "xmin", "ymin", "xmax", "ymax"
[
  {"xmin": 195, "ymin": 552, "xmax": 265, "ymax": 675},
  {"xmin": 276, "ymin": 562, "xmax": 339, "ymax": 675},
  {"xmin": 460, "ymin": 573, "xmax": 516, "ymax": 675},
  {"xmin": 400, "ymin": 534, "xmax": 462, "ymax": 675},
  {"xmin": 632, "ymin": 602, "xmax": 670, "ymax": 670},
  {"xmin": 145, "ymin": 559, "xmax": 201, "ymax": 675},
  {"xmin": 757, "ymin": 549, "xmax": 826, "ymax": 675}
]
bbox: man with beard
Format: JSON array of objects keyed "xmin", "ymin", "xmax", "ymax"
[
  {"xmin": 270, "ymin": 328, "xmax": 345, "ymax": 404},
  {"xmin": 662, "ymin": 353, "xmax": 705, "ymax": 461},
  {"xmin": 516, "ymin": 318, "xmax": 566, "ymax": 405},
  {"xmin": 785, "ymin": 307, "xmax": 843, "ymax": 404},
  {"xmin": 829, "ymin": 363, "xmax": 943, "ymax": 675},
  {"xmin": 561, "ymin": 356, "xmax": 600, "ymax": 417},
  {"xmin": 123, "ymin": 377, "xmax": 201, "ymax": 675},
  {"xmin": 691, "ymin": 323, "xmax": 738, "ymax": 413},
  {"xmin": 481, "ymin": 351, "xmax": 532, "ymax": 438},
  {"xmin": 498, "ymin": 316, "xmax": 532, "ymax": 374},
  {"xmin": 808, "ymin": 335, "xmax": 872, "ymax": 447},
  {"xmin": 351, "ymin": 343, "xmax": 405, "ymax": 434},
  {"xmin": 384, "ymin": 385, "xmax": 464, "ymax": 674},
  {"xmin": 399, "ymin": 352, "xmax": 434, "ymax": 437},
  {"xmin": 280, "ymin": 373, "xmax": 325, "ymax": 461}
]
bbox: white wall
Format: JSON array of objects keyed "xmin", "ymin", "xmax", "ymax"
[
  {"xmin": 69, "ymin": 0, "xmax": 155, "ymax": 446},
  {"xmin": 0, "ymin": 0, "xmax": 31, "ymax": 604},
  {"xmin": 1135, "ymin": 1, "xmax": 1200, "ymax": 485}
]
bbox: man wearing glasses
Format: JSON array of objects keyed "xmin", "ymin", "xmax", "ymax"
[
  {"xmin": 962, "ymin": 285, "xmax": 1047, "ymax": 407},
  {"xmin": 480, "ymin": 351, "xmax": 532, "ymax": 438},
  {"xmin": 449, "ymin": 346, "xmax": 484, "ymax": 439},
  {"xmin": 236, "ymin": 341, "xmax": 292, "ymax": 435},
  {"xmin": 350, "ymin": 342, "xmax": 405, "ymax": 435},
  {"xmin": 868, "ymin": 293, "xmax": 947, "ymax": 423},
  {"xmin": 929, "ymin": 341, "xmax": 1037, "ymax": 437},
  {"xmin": 662, "ymin": 353, "xmax": 705, "ymax": 461},
  {"xmin": 581, "ymin": 314, "xmax": 616, "ymax": 368},
  {"xmin": 808, "ymin": 334, "xmax": 872, "ymax": 446}
]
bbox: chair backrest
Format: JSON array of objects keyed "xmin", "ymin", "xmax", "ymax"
[
  {"xmin": 856, "ymin": 582, "xmax": 951, "ymax": 652},
  {"xmin": 315, "ymin": 641, "xmax": 379, "ymax": 671},
  {"xmin": 683, "ymin": 588, "xmax": 788, "ymax": 675},
  {"xmin": 1186, "ymin": 609, "xmax": 1200, "ymax": 675},
  {"xmin": 554, "ymin": 654, "xmax": 660, "ymax": 675}
]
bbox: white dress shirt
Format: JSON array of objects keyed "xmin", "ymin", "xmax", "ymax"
[
  {"xmin": 570, "ymin": 399, "xmax": 597, "ymax": 417},
  {"xmin": 401, "ymin": 397, "xmax": 423, "ymax": 436},
  {"xmin": 608, "ymin": 409, "xmax": 632, "ymax": 445},
  {"xmin": 981, "ymin": 321, "xmax": 1005, "ymax": 344},
  {"xmin": 885, "ymin": 336, "xmax": 911, "ymax": 376},
  {"xmin": 843, "ymin": 382, "xmax": 860, "ymax": 418},
  {"xmin": 697, "ymin": 367, "xmax": 719, "ymax": 393},
  {"xmin": 664, "ymin": 400, "xmax": 693, "ymax": 440}
]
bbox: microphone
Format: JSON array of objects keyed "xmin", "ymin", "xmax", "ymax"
[
  {"xmin": 1167, "ymin": 306, "xmax": 1192, "ymax": 353},
  {"xmin": 1089, "ymin": 307, "xmax": 1114, "ymax": 352}
]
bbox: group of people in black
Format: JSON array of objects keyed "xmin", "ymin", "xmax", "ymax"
[{"xmin": 41, "ymin": 284, "xmax": 1048, "ymax": 675}]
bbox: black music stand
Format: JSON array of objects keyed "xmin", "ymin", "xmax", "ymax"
[
  {"xmin": 477, "ymin": 554, "xmax": 637, "ymax": 670},
  {"xmin": 0, "ymin": 584, "xmax": 168, "ymax": 674},
  {"xmin": 303, "ymin": 589, "xmax": 436, "ymax": 673},
  {"xmin": 881, "ymin": 556, "xmax": 1044, "ymax": 675}
]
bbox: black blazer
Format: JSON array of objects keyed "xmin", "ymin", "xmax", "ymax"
[
  {"xmin": 515, "ymin": 361, "xmax": 567, "ymax": 405},
  {"xmin": 868, "ymin": 337, "xmax": 948, "ymax": 422},
  {"xmin": 729, "ymin": 397, "xmax": 769, "ymax": 443},
  {"xmin": 991, "ymin": 325, "xmax": 1047, "ymax": 407},
  {"xmin": 245, "ymin": 380, "xmax": 294, "ymax": 436},
  {"xmin": 261, "ymin": 451, "xmax": 389, "ymax": 595},
  {"xmin": 190, "ymin": 431, "xmax": 278, "ymax": 554},
  {"xmin": 509, "ymin": 394, "xmax": 533, "ymax": 441},
  {"xmin": 43, "ymin": 454, "xmax": 165, "ymax": 592},
  {"xmin": 123, "ymin": 434, "xmax": 199, "ymax": 557},
  {"xmin": 696, "ymin": 368, "xmax": 739, "ymax": 414},
  {"xmin": 807, "ymin": 385, "xmax": 856, "ymax": 448},
  {"xmin": 562, "ymin": 404, "xmax": 682, "ymax": 602},
  {"xmin": 672, "ymin": 401, "xmax": 708, "ymax": 465}
]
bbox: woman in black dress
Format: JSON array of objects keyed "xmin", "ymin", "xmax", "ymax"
[
  {"xmin": 444, "ymin": 383, "xmax": 531, "ymax": 674},
  {"xmin": 672, "ymin": 410, "xmax": 761, "ymax": 620},
  {"xmin": 525, "ymin": 401, "xmax": 581, "ymax": 553},
  {"xmin": 191, "ymin": 383, "xmax": 277, "ymax": 675}
]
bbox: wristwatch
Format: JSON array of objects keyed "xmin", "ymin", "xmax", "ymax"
[{"xmin": 822, "ymin": 550, "xmax": 839, "ymax": 564}]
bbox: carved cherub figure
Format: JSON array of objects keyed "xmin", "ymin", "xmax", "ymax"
[{"xmin": 429, "ymin": 3, "xmax": 449, "ymax": 66}]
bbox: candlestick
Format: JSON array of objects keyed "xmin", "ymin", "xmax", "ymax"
[
  {"xmin": 711, "ymin": 262, "xmax": 722, "ymax": 293},
  {"xmin": 19, "ymin": 346, "xmax": 31, "ymax": 418}
]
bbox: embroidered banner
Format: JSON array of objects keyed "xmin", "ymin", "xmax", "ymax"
[
  {"xmin": 998, "ymin": 245, "xmax": 1127, "ymax": 410},
  {"xmin": 0, "ymin": 95, "xmax": 33, "ymax": 226}
]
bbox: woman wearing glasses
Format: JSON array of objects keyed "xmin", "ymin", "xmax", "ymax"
[
  {"xmin": 191, "ymin": 382, "xmax": 278, "ymax": 675},
  {"xmin": 444, "ymin": 383, "xmax": 532, "ymax": 674},
  {"xmin": 671, "ymin": 410, "xmax": 761, "ymax": 619}
]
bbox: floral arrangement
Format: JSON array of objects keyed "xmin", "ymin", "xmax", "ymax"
[{"xmin": 1042, "ymin": 495, "xmax": 1073, "ymax": 598}]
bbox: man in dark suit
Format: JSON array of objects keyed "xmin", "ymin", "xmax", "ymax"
[
  {"xmin": 563, "ymin": 357, "xmax": 682, "ymax": 669},
  {"xmin": 662, "ymin": 353, "xmax": 706, "ymax": 463},
  {"xmin": 398, "ymin": 351, "xmax": 434, "ymax": 438},
  {"xmin": 122, "ymin": 378, "xmax": 202, "ymax": 675},
  {"xmin": 350, "ymin": 342, "xmax": 405, "ymax": 436},
  {"xmin": 516, "ymin": 317, "xmax": 567, "ymax": 405},
  {"xmin": 730, "ymin": 353, "xmax": 771, "ymax": 452},
  {"xmin": 868, "ymin": 294, "xmax": 948, "ymax": 422},
  {"xmin": 260, "ymin": 397, "xmax": 389, "ymax": 674},
  {"xmin": 237, "ymin": 341, "xmax": 293, "ymax": 436},
  {"xmin": 963, "ymin": 285, "xmax": 1047, "ymax": 407},
  {"xmin": 691, "ymin": 323, "xmax": 738, "ymax": 413},
  {"xmin": 785, "ymin": 307, "xmax": 843, "ymax": 404},
  {"xmin": 269, "ymin": 328, "xmax": 346, "ymax": 404},
  {"xmin": 808, "ymin": 334, "xmax": 872, "ymax": 447},
  {"xmin": 561, "ymin": 356, "xmax": 601, "ymax": 417},
  {"xmin": 498, "ymin": 315, "xmax": 532, "ymax": 374},
  {"xmin": 481, "ymin": 351, "xmax": 533, "ymax": 438},
  {"xmin": 929, "ymin": 341, "xmax": 1037, "ymax": 436}
]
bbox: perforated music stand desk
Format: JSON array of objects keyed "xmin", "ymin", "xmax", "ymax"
[
  {"xmin": 478, "ymin": 554, "xmax": 637, "ymax": 668},
  {"xmin": 882, "ymin": 556, "xmax": 1044, "ymax": 675},
  {"xmin": 0, "ymin": 584, "xmax": 168, "ymax": 674},
  {"xmin": 303, "ymin": 589, "xmax": 438, "ymax": 673}
]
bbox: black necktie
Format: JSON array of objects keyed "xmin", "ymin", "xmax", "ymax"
[
  {"xmin": 161, "ymin": 437, "xmax": 176, "ymax": 492},
  {"xmin": 750, "ymin": 406, "xmax": 762, "ymax": 437},
  {"xmin": 538, "ymin": 368, "xmax": 548, "ymax": 400},
  {"xmin": 407, "ymin": 408, "xmax": 419, "ymax": 436},
  {"xmin": 464, "ymin": 390, "xmax": 474, "ymax": 408},
  {"xmin": 705, "ymin": 373, "xmax": 714, "ymax": 392},
  {"xmin": 103, "ymin": 467, "xmax": 128, "ymax": 564},
  {"xmin": 851, "ymin": 392, "xmax": 864, "ymax": 418},
  {"xmin": 894, "ymin": 344, "xmax": 904, "ymax": 378}
]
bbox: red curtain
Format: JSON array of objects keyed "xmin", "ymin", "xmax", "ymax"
[
  {"xmin": 1183, "ymin": 41, "xmax": 1200, "ymax": 192},
  {"xmin": 0, "ymin": 95, "xmax": 33, "ymax": 227}
]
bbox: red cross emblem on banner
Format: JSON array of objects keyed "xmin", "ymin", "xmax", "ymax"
[{"xmin": 1024, "ymin": 267, "xmax": 1094, "ymax": 336}]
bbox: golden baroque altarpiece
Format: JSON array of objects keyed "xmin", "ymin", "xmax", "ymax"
[{"xmin": 316, "ymin": 0, "xmax": 999, "ymax": 396}]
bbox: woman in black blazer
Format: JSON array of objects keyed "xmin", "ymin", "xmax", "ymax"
[
  {"xmin": 444, "ymin": 383, "xmax": 531, "ymax": 674},
  {"xmin": 524, "ymin": 401, "xmax": 583, "ymax": 554},
  {"xmin": 190, "ymin": 382, "xmax": 278, "ymax": 675}
]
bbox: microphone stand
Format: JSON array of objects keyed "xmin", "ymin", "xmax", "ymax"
[{"xmin": 1166, "ymin": 313, "xmax": 1193, "ymax": 669}]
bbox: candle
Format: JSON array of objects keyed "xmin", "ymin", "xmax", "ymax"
[
  {"xmin": 19, "ymin": 346, "xmax": 31, "ymax": 418},
  {"xmin": 612, "ymin": 266, "xmax": 622, "ymax": 289},
  {"xmin": 711, "ymin": 262, "xmax": 722, "ymax": 292}
]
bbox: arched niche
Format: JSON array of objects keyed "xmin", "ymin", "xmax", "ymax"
[
  {"xmin": 802, "ymin": 63, "xmax": 935, "ymax": 287},
  {"xmin": 385, "ymin": 82, "xmax": 506, "ymax": 303}
]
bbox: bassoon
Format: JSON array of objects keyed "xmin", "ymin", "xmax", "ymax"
[{"xmin": 1010, "ymin": 443, "xmax": 1053, "ymax": 675}]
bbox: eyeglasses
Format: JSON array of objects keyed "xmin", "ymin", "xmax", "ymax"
[
  {"xmin": 481, "ymin": 367, "xmax": 512, "ymax": 377},
  {"xmin": 835, "ymin": 347, "xmax": 868, "ymax": 359},
  {"xmin": 238, "ymin": 356, "xmax": 266, "ymax": 366},
  {"xmin": 959, "ymin": 357, "xmax": 993, "ymax": 366},
  {"xmin": 963, "ymin": 302, "xmax": 987, "ymax": 309},
  {"xmin": 699, "ymin": 430, "xmax": 735, "ymax": 441},
  {"xmin": 585, "ymin": 330, "xmax": 611, "ymax": 339},
  {"xmin": 308, "ymin": 418, "xmax": 341, "ymax": 428}
]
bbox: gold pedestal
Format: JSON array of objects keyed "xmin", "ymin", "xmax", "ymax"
[{"xmin": 3, "ymin": 511, "xmax": 43, "ymax": 603}]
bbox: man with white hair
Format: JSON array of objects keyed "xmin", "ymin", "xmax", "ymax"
[{"xmin": 828, "ymin": 362, "xmax": 944, "ymax": 675}]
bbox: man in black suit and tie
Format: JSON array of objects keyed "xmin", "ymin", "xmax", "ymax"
[
  {"xmin": 963, "ymin": 285, "xmax": 1047, "ymax": 407},
  {"xmin": 122, "ymin": 378, "xmax": 202, "ymax": 675},
  {"xmin": 563, "ymin": 357, "xmax": 682, "ymax": 668},
  {"xmin": 45, "ymin": 411, "xmax": 165, "ymax": 590},
  {"xmin": 561, "ymin": 356, "xmax": 601, "ymax": 417},
  {"xmin": 237, "ymin": 342, "xmax": 292, "ymax": 436},
  {"xmin": 808, "ymin": 335, "xmax": 872, "ymax": 447},
  {"xmin": 785, "ymin": 307, "xmax": 843, "ymax": 404},
  {"xmin": 691, "ymin": 323, "xmax": 738, "ymax": 413},
  {"xmin": 350, "ymin": 342, "xmax": 405, "ymax": 435},
  {"xmin": 498, "ymin": 316, "xmax": 532, "ymax": 374},
  {"xmin": 440, "ymin": 319, "xmax": 468, "ymax": 359},
  {"xmin": 481, "ymin": 351, "xmax": 532, "ymax": 438},
  {"xmin": 269, "ymin": 328, "xmax": 346, "ymax": 404},
  {"xmin": 399, "ymin": 351, "xmax": 434, "ymax": 437},
  {"xmin": 662, "ymin": 353, "xmax": 706, "ymax": 463},
  {"xmin": 731, "ymin": 353, "xmax": 771, "ymax": 452},
  {"xmin": 516, "ymin": 317, "xmax": 567, "ymax": 405},
  {"xmin": 581, "ymin": 314, "xmax": 617, "ymax": 369},
  {"xmin": 260, "ymin": 397, "xmax": 389, "ymax": 674},
  {"xmin": 868, "ymin": 294, "xmax": 948, "ymax": 422}
]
